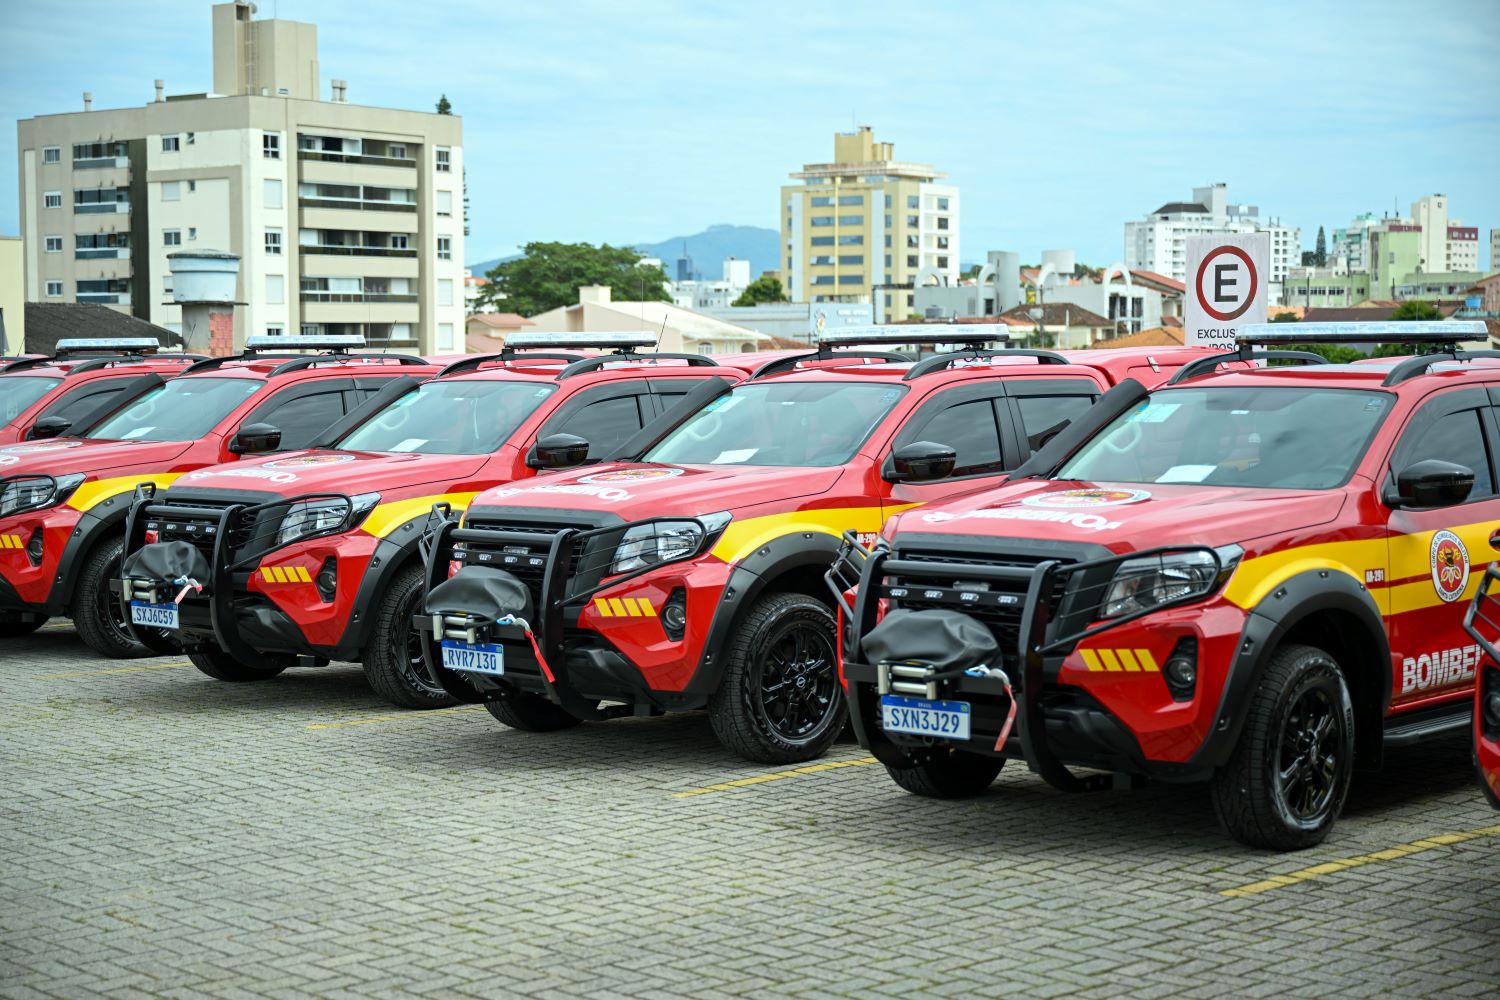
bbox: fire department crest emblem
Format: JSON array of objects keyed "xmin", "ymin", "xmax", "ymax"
[
  {"xmin": 1429, "ymin": 530, "xmax": 1469, "ymax": 603},
  {"xmin": 265, "ymin": 454, "xmax": 356, "ymax": 469},
  {"xmin": 578, "ymin": 467, "xmax": 684, "ymax": 484},
  {"xmin": 1020, "ymin": 488, "xmax": 1151, "ymax": 509}
]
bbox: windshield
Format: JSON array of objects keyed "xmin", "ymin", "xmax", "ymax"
[
  {"xmin": 338, "ymin": 380, "xmax": 556, "ymax": 455},
  {"xmin": 0, "ymin": 376, "xmax": 62, "ymax": 422},
  {"xmin": 647, "ymin": 381, "xmax": 906, "ymax": 467},
  {"xmin": 1058, "ymin": 387, "xmax": 1392, "ymax": 490},
  {"xmin": 88, "ymin": 377, "xmax": 263, "ymax": 442}
]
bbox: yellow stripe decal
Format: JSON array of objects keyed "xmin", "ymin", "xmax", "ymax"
[
  {"xmin": 593, "ymin": 597, "xmax": 613, "ymax": 617},
  {"xmin": 1136, "ymin": 649, "xmax": 1159, "ymax": 672},
  {"xmin": 639, "ymin": 598, "xmax": 657, "ymax": 616},
  {"xmin": 1116, "ymin": 648, "xmax": 1140, "ymax": 672},
  {"xmin": 273, "ymin": 567, "xmax": 289, "ymax": 584},
  {"xmin": 1097, "ymin": 648, "xmax": 1122, "ymax": 672},
  {"xmin": 1079, "ymin": 649, "xmax": 1103, "ymax": 672},
  {"xmin": 709, "ymin": 504, "xmax": 919, "ymax": 565},
  {"xmin": 66, "ymin": 473, "xmax": 185, "ymax": 513},
  {"xmin": 359, "ymin": 492, "xmax": 479, "ymax": 539},
  {"xmin": 607, "ymin": 598, "xmax": 627, "ymax": 617}
]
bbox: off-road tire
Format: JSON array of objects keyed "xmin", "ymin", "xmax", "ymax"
[
  {"xmin": 886, "ymin": 748, "xmax": 1005, "ymax": 798},
  {"xmin": 363, "ymin": 565, "xmax": 456, "ymax": 709},
  {"xmin": 189, "ymin": 646, "xmax": 289, "ymax": 682},
  {"xmin": 74, "ymin": 537, "xmax": 146, "ymax": 658},
  {"xmin": 0, "ymin": 610, "xmax": 48, "ymax": 638},
  {"xmin": 709, "ymin": 592, "xmax": 844, "ymax": 764},
  {"xmin": 484, "ymin": 692, "xmax": 582, "ymax": 732},
  {"xmin": 1210, "ymin": 643, "xmax": 1355, "ymax": 851}
]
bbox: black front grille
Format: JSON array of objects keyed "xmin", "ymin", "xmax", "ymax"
[
  {"xmin": 457, "ymin": 517, "xmax": 604, "ymax": 609},
  {"xmin": 145, "ymin": 498, "xmax": 256, "ymax": 557}
]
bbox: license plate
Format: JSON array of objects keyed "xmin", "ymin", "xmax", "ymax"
[
  {"xmin": 880, "ymin": 694, "xmax": 971, "ymax": 741},
  {"xmin": 440, "ymin": 640, "xmax": 504, "ymax": 676},
  {"xmin": 129, "ymin": 600, "xmax": 179, "ymax": 630}
]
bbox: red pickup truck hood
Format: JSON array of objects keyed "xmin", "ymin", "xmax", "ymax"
[
  {"xmin": 469, "ymin": 462, "xmax": 842, "ymax": 520},
  {"xmin": 172, "ymin": 449, "xmax": 491, "ymax": 497},
  {"xmin": 0, "ymin": 437, "xmax": 194, "ymax": 479},
  {"xmin": 890, "ymin": 479, "xmax": 1347, "ymax": 555}
]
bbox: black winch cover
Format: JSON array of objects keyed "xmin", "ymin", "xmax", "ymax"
[
  {"xmin": 121, "ymin": 541, "xmax": 210, "ymax": 586},
  {"xmin": 424, "ymin": 566, "xmax": 535, "ymax": 624},
  {"xmin": 860, "ymin": 608, "xmax": 1000, "ymax": 673}
]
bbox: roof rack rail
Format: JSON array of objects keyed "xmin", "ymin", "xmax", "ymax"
[
  {"xmin": 1383, "ymin": 349, "xmax": 1500, "ymax": 386},
  {"xmin": 1166, "ymin": 347, "xmax": 1327, "ymax": 385},
  {"xmin": 749, "ymin": 348, "xmax": 911, "ymax": 380},
  {"xmin": 555, "ymin": 352, "xmax": 719, "ymax": 380},
  {"xmin": 266, "ymin": 353, "xmax": 429, "ymax": 377},
  {"xmin": 60, "ymin": 353, "xmax": 207, "ymax": 377},
  {"xmin": 435, "ymin": 352, "xmax": 586, "ymax": 379},
  {"xmin": 902, "ymin": 347, "xmax": 1068, "ymax": 381}
]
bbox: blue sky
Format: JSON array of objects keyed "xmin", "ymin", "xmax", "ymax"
[{"xmin": 3, "ymin": 0, "xmax": 1498, "ymax": 269}]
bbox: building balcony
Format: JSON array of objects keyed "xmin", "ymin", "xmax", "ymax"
[
  {"xmin": 77, "ymin": 292, "xmax": 131, "ymax": 305},
  {"xmin": 298, "ymin": 150, "xmax": 417, "ymax": 169},
  {"xmin": 300, "ymin": 299, "xmax": 419, "ymax": 324},
  {"xmin": 299, "ymin": 292, "xmax": 418, "ymax": 304},
  {"xmin": 299, "ymin": 197, "xmax": 416, "ymax": 213},
  {"xmin": 75, "ymin": 248, "xmax": 130, "ymax": 260},
  {"xmin": 75, "ymin": 202, "xmax": 131, "ymax": 215},
  {"xmin": 299, "ymin": 156, "xmax": 418, "ymax": 190},
  {"xmin": 299, "ymin": 205, "xmax": 415, "ymax": 234},
  {"xmin": 73, "ymin": 156, "xmax": 129, "ymax": 170},
  {"xmin": 299, "ymin": 244, "xmax": 417, "ymax": 259},
  {"xmin": 298, "ymin": 253, "xmax": 417, "ymax": 279}
]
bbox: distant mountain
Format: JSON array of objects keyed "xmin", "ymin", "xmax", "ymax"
[{"xmin": 468, "ymin": 224, "xmax": 780, "ymax": 279}]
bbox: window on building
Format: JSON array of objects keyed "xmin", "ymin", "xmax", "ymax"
[
  {"xmin": 884, "ymin": 295, "xmax": 892, "ymax": 308},
  {"xmin": 161, "ymin": 135, "xmax": 180, "ymax": 152},
  {"xmin": 161, "ymin": 181, "xmax": 180, "ymax": 202},
  {"xmin": 906, "ymin": 234, "xmax": 919, "ymax": 248},
  {"xmin": 44, "ymin": 191, "xmax": 61, "ymax": 209},
  {"xmin": 885, "ymin": 254, "xmax": 892, "ymax": 268},
  {"xmin": 438, "ymin": 278, "xmax": 454, "ymax": 306},
  {"xmin": 301, "ymin": 325, "xmax": 319, "ymax": 336},
  {"xmin": 389, "ymin": 143, "xmax": 407, "ymax": 160},
  {"xmin": 44, "ymin": 235, "xmax": 62, "ymax": 253},
  {"xmin": 437, "ymin": 236, "xmax": 452, "ymax": 260},
  {"xmin": 839, "ymin": 254, "xmax": 863, "ymax": 265},
  {"xmin": 188, "ymin": 180, "xmax": 196, "ymax": 193},
  {"xmin": 811, "ymin": 196, "xmax": 832, "ymax": 207},
  {"xmin": 263, "ymin": 178, "xmax": 282, "ymax": 209},
  {"xmin": 937, "ymin": 256, "xmax": 950, "ymax": 269},
  {"xmin": 810, "ymin": 236, "xmax": 834, "ymax": 247},
  {"xmin": 163, "ymin": 274, "xmax": 174, "ymax": 296},
  {"xmin": 838, "ymin": 275, "xmax": 863, "ymax": 285},
  {"xmin": 937, "ymin": 217, "xmax": 949, "ymax": 230},
  {"xmin": 266, "ymin": 324, "xmax": 284, "ymax": 337},
  {"xmin": 811, "ymin": 255, "xmax": 833, "ymax": 266},
  {"xmin": 884, "ymin": 235, "xmax": 892, "ymax": 248},
  {"xmin": 906, "ymin": 215, "xmax": 918, "ymax": 227},
  {"xmin": 884, "ymin": 214, "xmax": 892, "ymax": 228},
  {"xmin": 186, "ymin": 132, "xmax": 195, "ymax": 145},
  {"xmin": 438, "ymin": 322, "xmax": 455, "ymax": 351},
  {"xmin": 838, "ymin": 195, "xmax": 864, "ymax": 206},
  {"xmin": 810, "ymin": 216, "xmax": 833, "ymax": 227},
  {"xmin": 391, "ymin": 234, "xmax": 410, "ymax": 250},
  {"xmin": 265, "ymin": 229, "xmax": 282, "ymax": 255},
  {"xmin": 884, "ymin": 194, "xmax": 892, "ymax": 208},
  {"xmin": 188, "ymin": 227, "xmax": 198, "ymax": 241},
  {"xmin": 936, "ymin": 236, "xmax": 949, "ymax": 250},
  {"xmin": 907, "ymin": 195, "xmax": 919, "ymax": 209},
  {"xmin": 838, "ymin": 235, "xmax": 863, "ymax": 246},
  {"xmin": 266, "ymin": 274, "xmax": 285, "ymax": 305},
  {"xmin": 936, "ymin": 197, "xmax": 949, "ymax": 211},
  {"xmin": 163, "ymin": 229, "xmax": 181, "ymax": 247},
  {"xmin": 42, "ymin": 146, "xmax": 60, "ymax": 164},
  {"xmin": 45, "ymin": 280, "xmax": 63, "ymax": 297},
  {"xmin": 436, "ymin": 190, "xmax": 453, "ymax": 217},
  {"xmin": 263, "ymin": 132, "xmax": 280, "ymax": 159},
  {"xmin": 811, "ymin": 276, "xmax": 834, "ymax": 285},
  {"xmin": 907, "ymin": 255, "xmax": 918, "ymax": 268},
  {"xmin": 436, "ymin": 147, "xmax": 451, "ymax": 172},
  {"xmin": 838, "ymin": 215, "xmax": 863, "ymax": 225}
]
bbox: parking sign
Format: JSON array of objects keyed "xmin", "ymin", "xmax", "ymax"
[{"xmin": 1185, "ymin": 233, "xmax": 1269, "ymax": 349}]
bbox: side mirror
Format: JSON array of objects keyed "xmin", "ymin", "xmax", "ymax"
[
  {"xmin": 886, "ymin": 441, "xmax": 957, "ymax": 484},
  {"xmin": 527, "ymin": 433, "xmax": 590, "ymax": 470},
  {"xmin": 230, "ymin": 422, "xmax": 283, "ymax": 455},
  {"xmin": 30, "ymin": 416, "xmax": 72, "ymax": 439},
  {"xmin": 1388, "ymin": 459, "xmax": 1474, "ymax": 510}
]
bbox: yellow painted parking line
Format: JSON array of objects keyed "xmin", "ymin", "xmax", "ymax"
[
  {"xmin": 673, "ymin": 755, "xmax": 881, "ymax": 798},
  {"xmin": 39, "ymin": 660, "xmax": 189, "ymax": 680},
  {"xmin": 305, "ymin": 705, "xmax": 486, "ymax": 730},
  {"xmin": 1219, "ymin": 822, "xmax": 1500, "ymax": 898}
]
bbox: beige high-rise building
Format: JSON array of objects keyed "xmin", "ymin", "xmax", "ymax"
[
  {"xmin": 16, "ymin": 2, "xmax": 465, "ymax": 353},
  {"xmin": 780, "ymin": 127, "xmax": 959, "ymax": 318}
]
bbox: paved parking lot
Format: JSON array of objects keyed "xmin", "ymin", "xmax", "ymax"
[{"xmin": 3, "ymin": 625, "xmax": 1498, "ymax": 999}]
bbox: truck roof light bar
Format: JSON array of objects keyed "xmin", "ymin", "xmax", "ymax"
[
  {"xmin": 1236, "ymin": 321, "xmax": 1484, "ymax": 346},
  {"xmin": 501, "ymin": 332, "xmax": 659, "ymax": 354},
  {"xmin": 55, "ymin": 337, "xmax": 160, "ymax": 354},
  {"xmin": 244, "ymin": 334, "xmax": 367, "ymax": 354},
  {"xmin": 817, "ymin": 324, "xmax": 1010, "ymax": 349}
]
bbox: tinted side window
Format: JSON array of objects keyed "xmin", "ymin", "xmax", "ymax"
[
  {"xmin": 554, "ymin": 395, "xmax": 644, "ymax": 459},
  {"xmin": 38, "ymin": 380, "xmax": 133, "ymax": 427},
  {"xmin": 254, "ymin": 391, "xmax": 348, "ymax": 450},
  {"xmin": 1016, "ymin": 395, "xmax": 1094, "ymax": 452},
  {"xmin": 1402, "ymin": 408, "xmax": 1494, "ymax": 498},
  {"xmin": 911, "ymin": 399, "xmax": 1004, "ymax": 476}
]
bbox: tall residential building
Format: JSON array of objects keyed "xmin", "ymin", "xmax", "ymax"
[
  {"xmin": 1123, "ymin": 183, "xmax": 1300, "ymax": 298},
  {"xmin": 780, "ymin": 127, "xmax": 959, "ymax": 316},
  {"xmin": 16, "ymin": 2, "xmax": 465, "ymax": 353},
  {"xmin": 1492, "ymin": 229, "xmax": 1500, "ymax": 273},
  {"xmin": 1408, "ymin": 194, "xmax": 1479, "ymax": 273}
]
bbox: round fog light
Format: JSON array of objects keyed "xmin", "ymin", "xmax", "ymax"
[
  {"xmin": 1485, "ymin": 692, "xmax": 1500, "ymax": 728},
  {"xmin": 1165, "ymin": 657, "xmax": 1196, "ymax": 687},
  {"xmin": 662, "ymin": 603, "xmax": 688, "ymax": 631}
]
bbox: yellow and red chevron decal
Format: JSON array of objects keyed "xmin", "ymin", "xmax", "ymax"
[
  {"xmin": 1078, "ymin": 648, "xmax": 1160, "ymax": 672},
  {"xmin": 359, "ymin": 492, "xmax": 479, "ymax": 539},
  {"xmin": 0, "ymin": 533, "xmax": 25, "ymax": 549},
  {"xmin": 260, "ymin": 565, "xmax": 312, "ymax": 585},
  {"xmin": 65, "ymin": 473, "xmax": 185, "ymax": 513},
  {"xmin": 710, "ymin": 504, "xmax": 919, "ymax": 565},
  {"xmin": 594, "ymin": 596, "xmax": 657, "ymax": 618}
]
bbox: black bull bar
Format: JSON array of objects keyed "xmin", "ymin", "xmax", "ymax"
[
  {"xmin": 827, "ymin": 531, "xmax": 1225, "ymax": 792},
  {"xmin": 117, "ymin": 486, "xmax": 364, "ymax": 660}
]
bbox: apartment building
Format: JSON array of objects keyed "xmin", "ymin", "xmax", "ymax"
[
  {"xmin": 1123, "ymin": 183, "xmax": 1300, "ymax": 300},
  {"xmin": 780, "ymin": 127, "xmax": 959, "ymax": 316},
  {"xmin": 16, "ymin": 2, "xmax": 465, "ymax": 353}
]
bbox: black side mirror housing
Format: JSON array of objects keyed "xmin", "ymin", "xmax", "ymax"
[
  {"xmin": 30, "ymin": 416, "xmax": 72, "ymax": 439},
  {"xmin": 230, "ymin": 422, "xmax": 283, "ymax": 455},
  {"xmin": 528, "ymin": 433, "xmax": 591, "ymax": 470},
  {"xmin": 886, "ymin": 441, "xmax": 957, "ymax": 484},
  {"xmin": 1388, "ymin": 459, "xmax": 1475, "ymax": 510}
]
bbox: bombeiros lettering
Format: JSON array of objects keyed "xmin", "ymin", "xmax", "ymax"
[{"xmin": 1401, "ymin": 643, "xmax": 1481, "ymax": 694}]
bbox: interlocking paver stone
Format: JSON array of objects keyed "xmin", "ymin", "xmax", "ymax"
[{"xmin": 2, "ymin": 626, "xmax": 1498, "ymax": 998}]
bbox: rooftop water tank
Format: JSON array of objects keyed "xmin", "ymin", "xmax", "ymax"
[{"xmin": 168, "ymin": 251, "xmax": 240, "ymax": 304}]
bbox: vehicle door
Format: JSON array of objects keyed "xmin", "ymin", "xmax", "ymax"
[
  {"xmin": 30, "ymin": 376, "xmax": 139, "ymax": 438},
  {"xmin": 1384, "ymin": 386, "xmax": 1500, "ymax": 709},
  {"xmin": 532, "ymin": 383, "xmax": 653, "ymax": 462},
  {"xmin": 234, "ymin": 378, "xmax": 355, "ymax": 454}
]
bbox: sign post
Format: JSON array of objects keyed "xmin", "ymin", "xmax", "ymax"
[{"xmin": 1184, "ymin": 233, "xmax": 1270, "ymax": 349}]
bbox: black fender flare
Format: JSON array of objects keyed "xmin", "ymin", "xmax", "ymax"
[
  {"xmin": 44, "ymin": 496, "xmax": 135, "ymax": 616},
  {"xmin": 328, "ymin": 514, "xmax": 430, "ymax": 659},
  {"xmin": 1185, "ymin": 567, "xmax": 1390, "ymax": 775},
  {"xmin": 678, "ymin": 530, "xmax": 845, "ymax": 699}
]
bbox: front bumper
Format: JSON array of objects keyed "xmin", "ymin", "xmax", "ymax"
[
  {"xmin": 0, "ymin": 504, "xmax": 88, "ymax": 616},
  {"xmin": 832, "ymin": 533, "xmax": 1241, "ymax": 787}
]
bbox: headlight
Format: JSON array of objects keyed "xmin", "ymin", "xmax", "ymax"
[
  {"xmin": 0, "ymin": 473, "xmax": 86, "ymax": 517},
  {"xmin": 277, "ymin": 492, "xmax": 380, "ymax": 546},
  {"xmin": 610, "ymin": 511, "xmax": 731, "ymax": 575},
  {"xmin": 1099, "ymin": 544, "xmax": 1241, "ymax": 620}
]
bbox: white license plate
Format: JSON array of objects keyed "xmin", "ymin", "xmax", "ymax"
[
  {"xmin": 880, "ymin": 694, "xmax": 971, "ymax": 741},
  {"xmin": 129, "ymin": 600, "xmax": 179, "ymax": 630},
  {"xmin": 440, "ymin": 640, "xmax": 504, "ymax": 676}
]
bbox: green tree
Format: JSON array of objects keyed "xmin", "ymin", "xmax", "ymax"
[
  {"xmin": 1299, "ymin": 343, "xmax": 1364, "ymax": 363},
  {"xmin": 478, "ymin": 242, "xmax": 670, "ymax": 315},
  {"xmin": 731, "ymin": 275, "xmax": 789, "ymax": 307},
  {"xmin": 1389, "ymin": 300, "xmax": 1442, "ymax": 321},
  {"xmin": 436, "ymin": 94, "xmax": 452, "ymax": 115},
  {"xmin": 1314, "ymin": 226, "xmax": 1327, "ymax": 267},
  {"xmin": 1271, "ymin": 311, "xmax": 1300, "ymax": 322}
]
